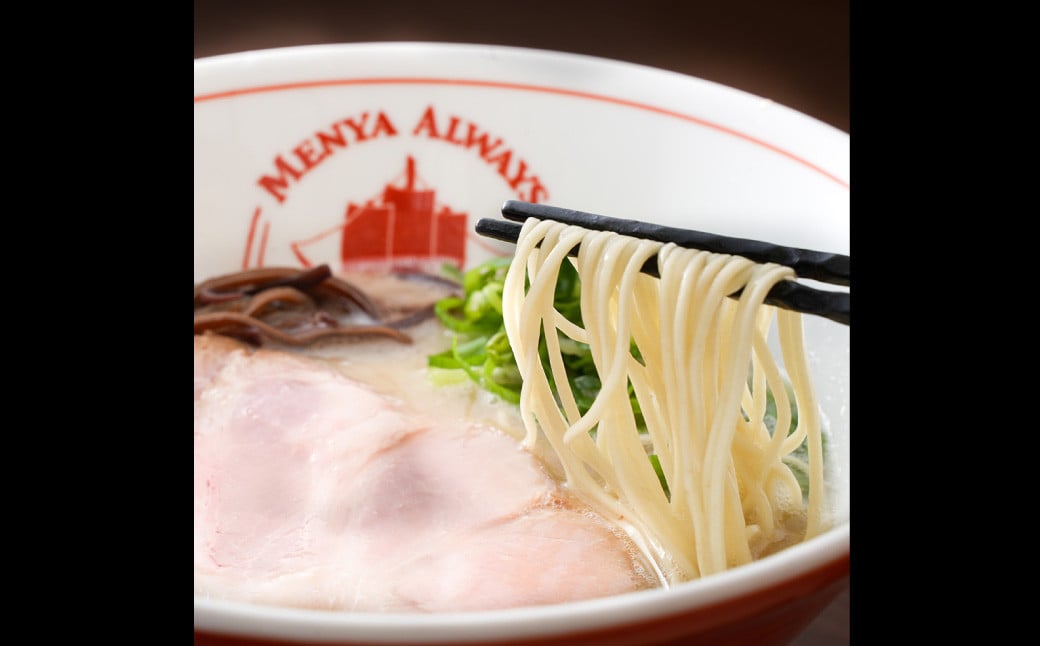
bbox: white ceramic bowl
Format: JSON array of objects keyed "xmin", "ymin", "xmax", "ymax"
[{"xmin": 194, "ymin": 42, "xmax": 849, "ymax": 646}]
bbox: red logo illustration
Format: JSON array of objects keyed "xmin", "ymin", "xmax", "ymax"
[{"xmin": 287, "ymin": 155, "xmax": 467, "ymax": 273}]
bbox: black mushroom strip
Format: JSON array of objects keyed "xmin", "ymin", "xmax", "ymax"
[{"xmin": 193, "ymin": 264, "xmax": 453, "ymax": 347}]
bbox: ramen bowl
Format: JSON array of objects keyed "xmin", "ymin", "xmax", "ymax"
[{"xmin": 194, "ymin": 42, "xmax": 850, "ymax": 645}]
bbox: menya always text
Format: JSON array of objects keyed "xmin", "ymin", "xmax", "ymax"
[{"xmin": 257, "ymin": 105, "xmax": 548, "ymax": 204}]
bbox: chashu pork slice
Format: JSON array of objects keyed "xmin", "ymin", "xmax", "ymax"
[{"xmin": 193, "ymin": 333, "xmax": 656, "ymax": 611}]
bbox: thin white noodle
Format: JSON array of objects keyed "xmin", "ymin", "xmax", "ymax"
[{"xmin": 503, "ymin": 219, "xmax": 828, "ymax": 584}]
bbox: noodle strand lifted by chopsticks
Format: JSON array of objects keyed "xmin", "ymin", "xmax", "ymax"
[{"xmin": 502, "ymin": 218, "xmax": 828, "ymax": 584}]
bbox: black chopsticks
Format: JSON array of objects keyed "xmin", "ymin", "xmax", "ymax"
[{"xmin": 475, "ymin": 200, "xmax": 850, "ymax": 325}]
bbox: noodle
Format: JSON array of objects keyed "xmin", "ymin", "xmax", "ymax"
[{"xmin": 502, "ymin": 218, "xmax": 828, "ymax": 584}]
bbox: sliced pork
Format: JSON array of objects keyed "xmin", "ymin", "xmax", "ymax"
[{"xmin": 193, "ymin": 333, "xmax": 657, "ymax": 612}]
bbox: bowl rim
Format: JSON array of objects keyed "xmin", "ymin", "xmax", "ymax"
[{"xmin": 194, "ymin": 41, "xmax": 849, "ymax": 133}]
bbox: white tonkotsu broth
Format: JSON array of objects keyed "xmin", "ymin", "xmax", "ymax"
[{"xmin": 194, "ymin": 236, "xmax": 835, "ymax": 611}]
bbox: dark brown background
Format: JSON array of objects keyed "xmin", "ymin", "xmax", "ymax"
[{"xmin": 194, "ymin": 1, "xmax": 851, "ymax": 642}]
